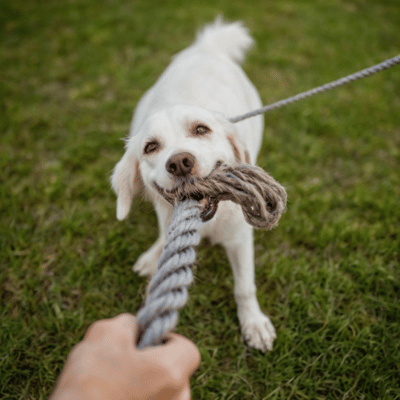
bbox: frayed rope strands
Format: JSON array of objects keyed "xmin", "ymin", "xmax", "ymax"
[
  {"xmin": 229, "ymin": 54, "xmax": 400, "ymax": 123},
  {"xmin": 135, "ymin": 164, "xmax": 287, "ymax": 349}
]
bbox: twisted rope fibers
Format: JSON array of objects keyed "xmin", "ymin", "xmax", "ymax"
[
  {"xmin": 135, "ymin": 164, "xmax": 287, "ymax": 349},
  {"xmin": 229, "ymin": 54, "xmax": 400, "ymax": 123},
  {"xmin": 136, "ymin": 200, "xmax": 201, "ymax": 349}
]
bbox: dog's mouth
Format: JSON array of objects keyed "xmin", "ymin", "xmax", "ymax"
[
  {"xmin": 153, "ymin": 161, "xmax": 288, "ymax": 229},
  {"xmin": 153, "ymin": 161, "xmax": 223, "ymax": 222}
]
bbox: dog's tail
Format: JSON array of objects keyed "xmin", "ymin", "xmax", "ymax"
[{"xmin": 194, "ymin": 17, "xmax": 253, "ymax": 64}]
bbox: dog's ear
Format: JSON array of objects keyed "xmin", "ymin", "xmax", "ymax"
[
  {"xmin": 111, "ymin": 151, "xmax": 142, "ymax": 220},
  {"xmin": 213, "ymin": 112, "xmax": 251, "ymax": 164},
  {"xmin": 226, "ymin": 132, "xmax": 251, "ymax": 164}
]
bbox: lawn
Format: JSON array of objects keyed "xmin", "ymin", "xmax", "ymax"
[{"xmin": 1, "ymin": 0, "xmax": 400, "ymax": 398}]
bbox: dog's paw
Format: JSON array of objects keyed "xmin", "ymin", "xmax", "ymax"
[
  {"xmin": 132, "ymin": 239, "xmax": 164, "ymax": 277},
  {"xmin": 132, "ymin": 252, "xmax": 159, "ymax": 277},
  {"xmin": 241, "ymin": 313, "xmax": 276, "ymax": 352}
]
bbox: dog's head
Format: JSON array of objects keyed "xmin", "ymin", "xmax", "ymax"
[{"xmin": 111, "ymin": 105, "xmax": 250, "ymax": 220}]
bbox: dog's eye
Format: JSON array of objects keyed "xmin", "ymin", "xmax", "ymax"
[
  {"xmin": 144, "ymin": 141, "xmax": 160, "ymax": 154},
  {"xmin": 194, "ymin": 124, "xmax": 210, "ymax": 136}
]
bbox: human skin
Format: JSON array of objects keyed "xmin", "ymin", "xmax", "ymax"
[{"xmin": 50, "ymin": 313, "xmax": 201, "ymax": 400}]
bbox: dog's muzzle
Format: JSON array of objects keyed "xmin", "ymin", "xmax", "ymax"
[{"xmin": 153, "ymin": 162, "xmax": 223, "ymax": 222}]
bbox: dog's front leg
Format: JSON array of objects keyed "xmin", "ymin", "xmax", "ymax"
[
  {"xmin": 133, "ymin": 200, "xmax": 172, "ymax": 278},
  {"xmin": 133, "ymin": 236, "xmax": 164, "ymax": 277},
  {"xmin": 223, "ymin": 224, "xmax": 276, "ymax": 352}
]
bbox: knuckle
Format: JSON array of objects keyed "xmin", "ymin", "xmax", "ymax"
[
  {"xmin": 90, "ymin": 319, "xmax": 108, "ymax": 332},
  {"xmin": 85, "ymin": 319, "xmax": 110, "ymax": 339},
  {"xmin": 166, "ymin": 366, "xmax": 184, "ymax": 388},
  {"xmin": 148, "ymin": 362, "xmax": 182, "ymax": 390},
  {"xmin": 192, "ymin": 345, "xmax": 201, "ymax": 367},
  {"xmin": 67, "ymin": 342, "xmax": 85, "ymax": 361},
  {"xmin": 116, "ymin": 312, "xmax": 135, "ymax": 321},
  {"xmin": 112, "ymin": 313, "xmax": 136, "ymax": 331}
]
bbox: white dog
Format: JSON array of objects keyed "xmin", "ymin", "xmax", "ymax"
[{"xmin": 111, "ymin": 18, "xmax": 277, "ymax": 351}]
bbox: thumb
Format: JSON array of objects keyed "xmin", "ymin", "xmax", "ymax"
[{"xmin": 174, "ymin": 385, "xmax": 191, "ymax": 400}]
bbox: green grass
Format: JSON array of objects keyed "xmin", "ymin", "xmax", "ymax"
[{"xmin": 1, "ymin": 0, "xmax": 400, "ymax": 398}]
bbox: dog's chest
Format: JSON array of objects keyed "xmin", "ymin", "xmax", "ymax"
[{"xmin": 198, "ymin": 201, "xmax": 247, "ymax": 245}]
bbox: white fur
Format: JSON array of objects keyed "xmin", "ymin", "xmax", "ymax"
[{"xmin": 111, "ymin": 18, "xmax": 276, "ymax": 351}]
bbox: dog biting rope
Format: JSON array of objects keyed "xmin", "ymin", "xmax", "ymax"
[
  {"xmin": 136, "ymin": 164, "xmax": 287, "ymax": 349},
  {"xmin": 135, "ymin": 54, "xmax": 400, "ymax": 349}
]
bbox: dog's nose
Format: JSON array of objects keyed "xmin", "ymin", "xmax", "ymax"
[{"xmin": 166, "ymin": 152, "xmax": 195, "ymax": 177}]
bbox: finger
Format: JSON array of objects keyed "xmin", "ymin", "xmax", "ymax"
[
  {"xmin": 84, "ymin": 313, "xmax": 138, "ymax": 346},
  {"xmin": 109, "ymin": 313, "xmax": 138, "ymax": 341},
  {"xmin": 151, "ymin": 333, "xmax": 201, "ymax": 377},
  {"xmin": 84, "ymin": 319, "xmax": 108, "ymax": 342}
]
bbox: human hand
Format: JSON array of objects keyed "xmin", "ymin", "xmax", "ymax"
[{"xmin": 50, "ymin": 313, "xmax": 201, "ymax": 400}]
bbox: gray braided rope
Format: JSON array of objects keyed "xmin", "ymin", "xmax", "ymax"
[
  {"xmin": 136, "ymin": 200, "xmax": 202, "ymax": 349},
  {"xmin": 229, "ymin": 54, "xmax": 400, "ymax": 123}
]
